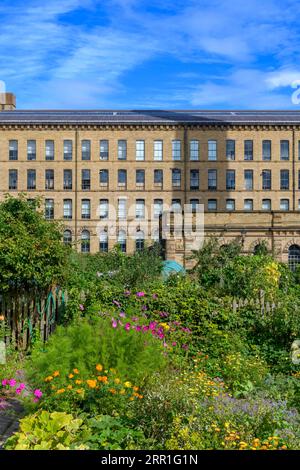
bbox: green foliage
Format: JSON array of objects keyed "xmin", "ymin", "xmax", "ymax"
[
  {"xmin": 86, "ymin": 415, "xmax": 146, "ymax": 450},
  {"xmin": 0, "ymin": 195, "xmax": 69, "ymax": 294},
  {"xmin": 4, "ymin": 410, "xmax": 90, "ymax": 450},
  {"xmin": 26, "ymin": 315, "xmax": 167, "ymax": 392}
]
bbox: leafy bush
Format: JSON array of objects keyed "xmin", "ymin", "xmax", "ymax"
[
  {"xmin": 5, "ymin": 410, "xmax": 90, "ymax": 450},
  {"xmin": 26, "ymin": 315, "xmax": 167, "ymax": 398}
]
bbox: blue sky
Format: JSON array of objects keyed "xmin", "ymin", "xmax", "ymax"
[{"xmin": 1, "ymin": 0, "xmax": 300, "ymax": 109}]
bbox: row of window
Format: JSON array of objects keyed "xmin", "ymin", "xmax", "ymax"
[
  {"xmin": 7, "ymin": 168, "xmax": 298, "ymax": 191},
  {"xmin": 44, "ymin": 196, "xmax": 298, "ymax": 221},
  {"xmin": 64, "ymin": 229, "xmax": 147, "ymax": 253},
  {"xmin": 5, "ymin": 139, "xmax": 300, "ymax": 161}
]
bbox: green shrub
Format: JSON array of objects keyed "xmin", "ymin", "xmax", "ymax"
[
  {"xmin": 26, "ymin": 315, "xmax": 167, "ymax": 405},
  {"xmin": 5, "ymin": 410, "xmax": 90, "ymax": 450}
]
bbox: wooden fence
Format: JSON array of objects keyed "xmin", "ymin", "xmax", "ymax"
[
  {"xmin": 0, "ymin": 289, "xmax": 66, "ymax": 350},
  {"xmin": 230, "ymin": 293, "xmax": 277, "ymax": 315}
]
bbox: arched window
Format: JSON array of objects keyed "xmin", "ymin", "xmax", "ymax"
[
  {"xmin": 81, "ymin": 230, "xmax": 90, "ymax": 253},
  {"xmin": 135, "ymin": 230, "xmax": 144, "ymax": 252},
  {"xmin": 63, "ymin": 230, "xmax": 72, "ymax": 245},
  {"xmin": 99, "ymin": 230, "xmax": 108, "ymax": 252},
  {"xmin": 118, "ymin": 229, "xmax": 127, "ymax": 253},
  {"xmin": 288, "ymin": 244, "xmax": 300, "ymax": 271}
]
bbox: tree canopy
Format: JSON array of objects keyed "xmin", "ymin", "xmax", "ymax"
[{"xmin": 0, "ymin": 195, "xmax": 69, "ymax": 294}]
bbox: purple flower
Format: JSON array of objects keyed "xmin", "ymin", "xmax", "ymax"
[
  {"xmin": 112, "ymin": 318, "xmax": 118, "ymax": 328},
  {"xmin": 112, "ymin": 300, "xmax": 121, "ymax": 308},
  {"xmin": 8, "ymin": 379, "xmax": 16, "ymax": 387},
  {"xmin": 1, "ymin": 379, "xmax": 9, "ymax": 386},
  {"xmin": 152, "ymin": 294, "xmax": 158, "ymax": 299},
  {"xmin": 135, "ymin": 325, "xmax": 142, "ymax": 332},
  {"xmin": 125, "ymin": 322, "xmax": 131, "ymax": 331},
  {"xmin": 141, "ymin": 305, "xmax": 148, "ymax": 311},
  {"xmin": 182, "ymin": 344, "xmax": 189, "ymax": 350},
  {"xmin": 149, "ymin": 322, "xmax": 157, "ymax": 330},
  {"xmin": 124, "ymin": 290, "xmax": 131, "ymax": 296},
  {"xmin": 132, "ymin": 316, "xmax": 138, "ymax": 322},
  {"xmin": 119, "ymin": 312, "xmax": 126, "ymax": 318},
  {"xmin": 136, "ymin": 292, "xmax": 145, "ymax": 297},
  {"xmin": 79, "ymin": 304, "xmax": 84, "ymax": 311},
  {"xmin": 142, "ymin": 326, "xmax": 149, "ymax": 332},
  {"xmin": 19, "ymin": 383, "xmax": 26, "ymax": 390},
  {"xmin": 34, "ymin": 389, "xmax": 43, "ymax": 399}
]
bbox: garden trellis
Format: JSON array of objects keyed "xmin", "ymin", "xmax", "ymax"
[{"xmin": 0, "ymin": 289, "xmax": 66, "ymax": 350}]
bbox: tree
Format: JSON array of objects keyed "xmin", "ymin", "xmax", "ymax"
[{"xmin": 0, "ymin": 195, "xmax": 69, "ymax": 295}]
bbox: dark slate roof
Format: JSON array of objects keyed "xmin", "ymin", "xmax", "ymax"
[{"xmin": 1, "ymin": 109, "xmax": 300, "ymax": 125}]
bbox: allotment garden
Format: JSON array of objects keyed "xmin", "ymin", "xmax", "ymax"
[{"xmin": 1, "ymin": 196, "xmax": 300, "ymax": 450}]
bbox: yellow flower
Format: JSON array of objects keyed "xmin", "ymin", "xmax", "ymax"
[
  {"xmin": 73, "ymin": 368, "xmax": 79, "ymax": 374},
  {"xmin": 87, "ymin": 379, "xmax": 97, "ymax": 389},
  {"xmin": 44, "ymin": 376, "xmax": 53, "ymax": 382},
  {"xmin": 96, "ymin": 364, "xmax": 103, "ymax": 372},
  {"xmin": 76, "ymin": 388, "xmax": 84, "ymax": 394},
  {"xmin": 68, "ymin": 373, "xmax": 74, "ymax": 379},
  {"xmin": 124, "ymin": 381, "xmax": 132, "ymax": 388},
  {"xmin": 75, "ymin": 379, "xmax": 82, "ymax": 385},
  {"xmin": 114, "ymin": 378, "xmax": 121, "ymax": 384},
  {"xmin": 109, "ymin": 388, "xmax": 117, "ymax": 394},
  {"xmin": 119, "ymin": 389, "xmax": 126, "ymax": 395},
  {"xmin": 67, "ymin": 385, "xmax": 73, "ymax": 390},
  {"xmin": 0, "ymin": 315, "xmax": 5, "ymax": 321},
  {"xmin": 56, "ymin": 388, "xmax": 65, "ymax": 394},
  {"xmin": 53, "ymin": 371, "xmax": 60, "ymax": 377}
]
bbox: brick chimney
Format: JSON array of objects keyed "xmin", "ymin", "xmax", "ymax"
[{"xmin": 0, "ymin": 93, "xmax": 16, "ymax": 110}]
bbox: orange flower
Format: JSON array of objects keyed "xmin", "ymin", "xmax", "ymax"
[
  {"xmin": 109, "ymin": 388, "xmax": 117, "ymax": 394},
  {"xmin": 68, "ymin": 373, "xmax": 74, "ymax": 379},
  {"xmin": 114, "ymin": 378, "xmax": 121, "ymax": 384},
  {"xmin": 0, "ymin": 315, "xmax": 5, "ymax": 321},
  {"xmin": 96, "ymin": 364, "xmax": 103, "ymax": 372},
  {"xmin": 133, "ymin": 386, "xmax": 139, "ymax": 392},
  {"xmin": 75, "ymin": 379, "xmax": 82, "ymax": 385},
  {"xmin": 76, "ymin": 388, "xmax": 84, "ymax": 394},
  {"xmin": 53, "ymin": 371, "xmax": 60, "ymax": 377},
  {"xmin": 56, "ymin": 388, "xmax": 65, "ymax": 394},
  {"xmin": 87, "ymin": 379, "xmax": 97, "ymax": 388},
  {"xmin": 73, "ymin": 368, "xmax": 79, "ymax": 374},
  {"xmin": 97, "ymin": 376, "xmax": 108, "ymax": 383},
  {"xmin": 44, "ymin": 376, "xmax": 53, "ymax": 382}
]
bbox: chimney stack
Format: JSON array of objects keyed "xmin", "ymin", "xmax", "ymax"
[{"xmin": 0, "ymin": 93, "xmax": 16, "ymax": 110}]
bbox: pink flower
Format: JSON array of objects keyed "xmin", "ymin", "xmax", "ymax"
[
  {"xmin": 15, "ymin": 388, "xmax": 22, "ymax": 395},
  {"xmin": 119, "ymin": 312, "xmax": 126, "ymax": 318},
  {"xmin": 136, "ymin": 292, "xmax": 145, "ymax": 297},
  {"xmin": 136, "ymin": 325, "xmax": 142, "ymax": 332},
  {"xmin": 1, "ymin": 379, "xmax": 9, "ymax": 386},
  {"xmin": 124, "ymin": 290, "xmax": 131, "ymax": 296},
  {"xmin": 8, "ymin": 379, "xmax": 16, "ymax": 387},
  {"xmin": 142, "ymin": 326, "xmax": 149, "ymax": 332},
  {"xmin": 19, "ymin": 383, "xmax": 26, "ymax": 390},
  {"xmin": 79, "ymin": 304, "xmax": 84, "ymax": 311},
  {"xmin": 149, "ymin": 322, "xmax": 157, "ymax": 330},
  {"xmin": 112, "ymin": 300, "xmax": 121, "ymax": 308},
  {"xmin": 33, "ymin": 398, "xmax": 39, "ymax": 403},
  {"xmin": 124, "ymin": 322, "xmax": 131, "ymax": 331},
  {"xmin": 132, "ymin": 316, "xmax": 138, "ymax": 322},
  {"xmin": 172, "ymin": 341, "xmax": 177, "ymax": 347},
  {"xmin": 182, "ymin": 344, "xmax": 189, "ymax": 350},
  {"xmin": 152, "ymin": 294, "xmax": 158, "ymax": 299},
  {"xmin": 112, "ymin": 318, "xmax": 118, "ymax": 328},
  {"xmin": 34, "ymin": 389, "xmax": 43, "ymax": 399}
]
